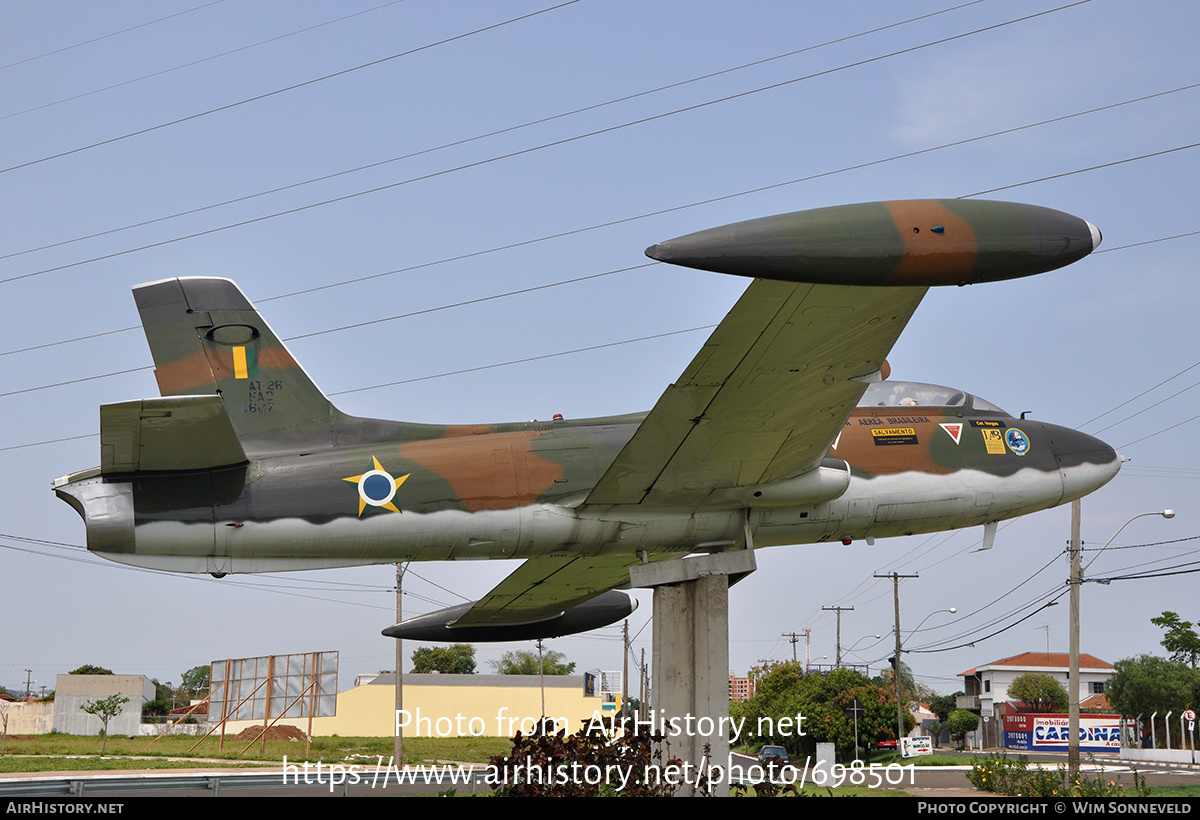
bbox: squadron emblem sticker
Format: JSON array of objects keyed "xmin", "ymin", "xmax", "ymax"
[
  {"xmin": 981, "ymin": 428, "xmax": 1006, "ymax": 454},
  {"xmin": 343, "ymin": 456, "xmax": 410, "ymax": 516},
  {"xmin": 1005, "ymin": 428, "xmax": 1030, "ymax": 456},
  {"xmin": 939, "ymin": 423, "xmax": 963, "ymax": 444}
]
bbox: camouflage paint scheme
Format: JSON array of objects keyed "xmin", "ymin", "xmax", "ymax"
[{"xmin": 53, "ymin": 199, "xmax": 1119, "ymax": 640}]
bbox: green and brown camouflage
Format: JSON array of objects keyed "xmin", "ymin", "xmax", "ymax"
[
  {"xmin": 53, "ymin": 199, "xmax": 1119, "ymax": 641},
  {"xmin": 646, "ymin": 199, "xmax": 1100, "ymax": 286}
]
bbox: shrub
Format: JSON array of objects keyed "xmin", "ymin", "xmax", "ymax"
[{"xmin": 967, "ymin": 753, "xmax": 1147, "ymax": 797}]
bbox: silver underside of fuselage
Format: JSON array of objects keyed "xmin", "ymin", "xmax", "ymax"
[{"xmin": 88, "ymin": 459, "xmax": 1119, "ymax": 574}]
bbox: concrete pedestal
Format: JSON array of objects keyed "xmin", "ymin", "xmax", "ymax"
[{"xmin": 630, "ymin": 550, "xmax": 756, "ymax": 796}]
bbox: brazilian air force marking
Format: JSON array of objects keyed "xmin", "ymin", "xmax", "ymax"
[{"xmin": 343, "ymin": 456, "xmax": 410, "ymax": 516}]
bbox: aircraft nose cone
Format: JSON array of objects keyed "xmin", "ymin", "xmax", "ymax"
[
  {"xmin": 1086, "ymin": 221, "xmax": 1103, "ymax": 251},
  {"xmin": 1039, "ymin": 422, "xmax": 1121, "ymax": 502},
  {"xmin": 645, "ymin": 241, "xmax": 674, "ymax": 263}
]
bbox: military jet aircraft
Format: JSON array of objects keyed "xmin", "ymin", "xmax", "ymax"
[{"xmin": 53, "ymin": 199, "xmax": 1120, "ymax": 641}]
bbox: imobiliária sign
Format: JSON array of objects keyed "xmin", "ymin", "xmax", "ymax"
[{"xmin": 1003, "ymin": 713, "xmax": 1121, "ymax": 752}]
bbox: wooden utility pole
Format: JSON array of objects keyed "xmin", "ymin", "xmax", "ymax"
[
  {"xmin": 875, "ymin": 573, "xmax": 919, "ymax": 746},
  {"xmin": 823, "ymin": 606, "xmax": 855, "ymax": 667},
  {"xmin": 394, "ymin": 562, "xmax": 407, "ymax": 767},
  {"xmin": 622, "ymin": 620, "xmax": 630, "ymax": 716}
]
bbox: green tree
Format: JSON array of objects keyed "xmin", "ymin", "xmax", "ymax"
[
  {"xmin": 142, "ymin": 699, "xmax": 171, "ymax": 721},
  {"xmin": 179, "ymin": 665, "xmax": 210, "ymax": 698},
  {"xmin": 929, "ymin": 692, "xmax": 962, "ymax": 721},
  {"xmin": 150, "ymin": 678, "xmax": 174, "ymax": 703},
  {"xmin": 1108, "ymin": 655, "xmax": 1198, "ymax": 728},
  {"xmin": 81, "ymin": 694, "xmax": 129, "ymax": 754},
  {"xmin": 1150, "ymin": 612, "xmax": 1200, "ymax": 669},
  {"xmin": 490, "ymin": 649, "xmax": 575, "ymax": 675},
  {"xmin": 1007, "ymin": 673, "xmax": 1069, "ymax": 713},
  {"xmin": 732, "ymin": 662, "xmax": 911, "ymax": 761},
  {"xmin": 411, "ymin": 644, "xmax": 477, "ymax": 674},
  {"xmin": 69, "ymin": 665, "xmax": 113, "ymax": 676},
  {"xmin": 1108, "ymin": 654, "xmax": 1200, "ymax": 748},
  {"xmin": 945, "ymin": 709, "xmax": 979, "ymax": 750}
]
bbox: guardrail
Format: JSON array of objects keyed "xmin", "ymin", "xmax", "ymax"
[{"xmin": 0, "ymin": 767, "xmax": 494, "ymax": 797}]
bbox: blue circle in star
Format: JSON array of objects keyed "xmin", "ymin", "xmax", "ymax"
[
  {"xmin": 357, "ymin": 468, "xmax": 399, "ymax": 507},
  {"xmin": 363, "ymin": 473, "xmax": 394, "ymax": 502},
  {"xmin": 1005, "ymin": 428, "xmax": 1030, "ymax": 456}
]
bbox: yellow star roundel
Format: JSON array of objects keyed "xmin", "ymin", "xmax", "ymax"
[{"xmin": 342, "ymin": 456, "xmax": 410, "ymax": 517}]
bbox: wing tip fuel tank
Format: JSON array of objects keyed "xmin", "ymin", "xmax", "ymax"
[
  {"xmin": 646, "ymin": 199, "xmax": 1100, "ymax": 286},
  {"xmin": 383, "ymin": 590, "xmax": 637, "ymax": 642}
]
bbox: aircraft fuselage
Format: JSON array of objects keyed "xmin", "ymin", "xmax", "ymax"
[{"xmin": 56, "ymin": 381, "xmax": 1119, "ymax": 575}]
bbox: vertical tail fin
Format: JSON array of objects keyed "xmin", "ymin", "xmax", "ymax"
[{"xmin": 133, "ymin": 278, "xmax": 340, "ymax": 444}]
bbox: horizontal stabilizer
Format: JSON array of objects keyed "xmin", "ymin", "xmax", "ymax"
[
  {"xmin": 382, "ymin": 590, "xmax": 636, "ymax": 642},
  {"xmin": 100, "ymin": 395, "xmax": 247, "ymax": 474}
]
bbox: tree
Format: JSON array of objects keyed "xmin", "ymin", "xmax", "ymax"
[
  {"xmin": 1007, "ymin": 673, "xmax": 1069, "ymax": 713},
  {"xmin": 69, "ymin": 665, "xmax": 113, "ymax": 676},
  {"xmin": 179, "ymin": 665, "xmax": 211, "ymax": 698},
  {"xmin": 930, "ymin": 692, "xmax": 963, "ymax": 722},
  {"xmin": 1150, "ymin": 612, "xmax": 1200, "ymax": 669},
  {"xmin": 946, "ymin": 709, "xmax": 979, "ymax": 750},
  {"xmin": 732, "ymin": 663, "xmax": 911, "ymax": 761},
  {"xmin": 411, "ymin": 644, "xmax": 476, "ymax": 674},
  {"xmin": 490, "ymin": 649, "xmax": 575, "ymax": 675},
  {"xmin": 150, "ymin": 678, "xmax": 174, "ymax": 703},
  {"xmin": 0, "ymin": 702, "xmax": 9, "ymax": 756},
  {"xmin": 1108, "ymin": 655, "xmax": 1198, "ymax": 723},
  {"xmin": 81, "ymin": 694, "xmax": 129, "ymax": 754}
]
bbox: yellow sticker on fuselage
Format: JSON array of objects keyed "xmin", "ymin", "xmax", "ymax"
[
  {"xmin": 981, "ymin": 428, "xmax": 1006, "ymax": 454},
  {"xmin": 871, "ymin": 427, "xmax": 918, "ymax": 446}
]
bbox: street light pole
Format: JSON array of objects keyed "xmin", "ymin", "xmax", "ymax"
[{"xmin": 1069, "ymin": 504, "xmax": 1174, "ymax": 778}]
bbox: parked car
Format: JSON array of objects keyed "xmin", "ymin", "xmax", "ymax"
[
  {"xmin": 758, "ymin": 745, "xmax": 791, "ymax": 768},
  {"xmin": 875, "ymin": 739, "xmax": 897, "ymax": 750}
]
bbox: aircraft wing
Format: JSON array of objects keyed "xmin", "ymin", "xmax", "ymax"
[
  {"xmin": 583, "ymin": 279, "xmax": 928, "ymax": 508},
  {"xmin": 450, "ymin": 553, "xmax": 673, "ymax": 629},
  {"xmin": 385, "ymin": 553, "xmax": 685, "ymax": 640}
]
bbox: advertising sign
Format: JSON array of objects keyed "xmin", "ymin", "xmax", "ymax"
[
  {"xmin": 902, "ymin": 736, "xmax": 933, "ymax": 757},
  {"xmin": 1003, "ymin": 713, "xmax": 1120, "ymax": 752}
]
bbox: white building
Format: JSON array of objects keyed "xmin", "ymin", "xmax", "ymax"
[{"xmin": 958, "ymin": 652, "xmax": 1115, "ymax": 718}]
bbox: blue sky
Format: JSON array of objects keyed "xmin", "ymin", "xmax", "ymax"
[{"xmin": 2, "ymin": 0, "xmax": 1198, "ymax": 702}]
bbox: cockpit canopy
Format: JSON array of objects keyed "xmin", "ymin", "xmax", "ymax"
[{"xmin": 858, "ymin": 380, "xmax": 1007, "ymax": 414}]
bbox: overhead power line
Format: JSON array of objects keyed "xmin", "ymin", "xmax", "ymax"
[
  {"xmin": 0, "ymin": 0, "xmax": 1094, "ymax": 290},
  {"xmin": 0, "ymin": 0, "xmax": 994, "ymax": 264},
  {"xmin": 0, "ymin": 1, "xmax": 584, "ymax": 176},
  {"xmin": 1, "ymin": 1, "xmax": 411, "ymax": 122},
  {"xmin": 0, "ymin": 0, "xmax": 228, "ymax": 72}
]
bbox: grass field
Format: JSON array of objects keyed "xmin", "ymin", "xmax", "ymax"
[{"xmin": 0, "ymin": 733, "xmax": 509, "ymax": 771}]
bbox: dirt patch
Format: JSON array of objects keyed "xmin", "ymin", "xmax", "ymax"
[{"xmin": 232, "ymin": 725, "xmax": 308, "ymax": 742}]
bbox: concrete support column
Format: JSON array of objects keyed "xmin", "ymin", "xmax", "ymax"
[{"xmin": 631, "ymin": 550, "xmax": 756, "ymax": 797}]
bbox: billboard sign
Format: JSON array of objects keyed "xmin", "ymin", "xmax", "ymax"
[{"xmin": 1003, "ymin": 713, "xmax": 1120, "ymax": 752}]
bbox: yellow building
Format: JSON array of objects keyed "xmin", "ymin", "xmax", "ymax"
[{"xmin": 221, "ymin": 673, "xmax": 613, "ymax": 738}]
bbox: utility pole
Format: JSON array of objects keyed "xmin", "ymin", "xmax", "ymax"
[
  {"xmin": 782, "ymin": 632, "xmax": 799, "ymax": 663},
  {"xmin": 640, "ymin": 648, "xmax": 647, "ymax": 721},
  {"xmin": 1069, "ymin": 500, "xmax": 1082, "ymax": 779},
  {"xmin": 876, "ymin": 572, "xmax": 919, "ymax": 746},
  {"xmin": 394, "ymin": 562, "xmax": 407, "ymax": 768},
  {"xmin": 823, "ymin": 606, "xmax": 854, "ymax": 667},
  {"xmin": 622, "ymin": 620, "xmax": 630, "ymax": 716}
]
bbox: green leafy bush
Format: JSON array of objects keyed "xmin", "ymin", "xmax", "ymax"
[{"xmin": 967, "ymin": 753, "xmax": 1147, "ymax": 797}]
